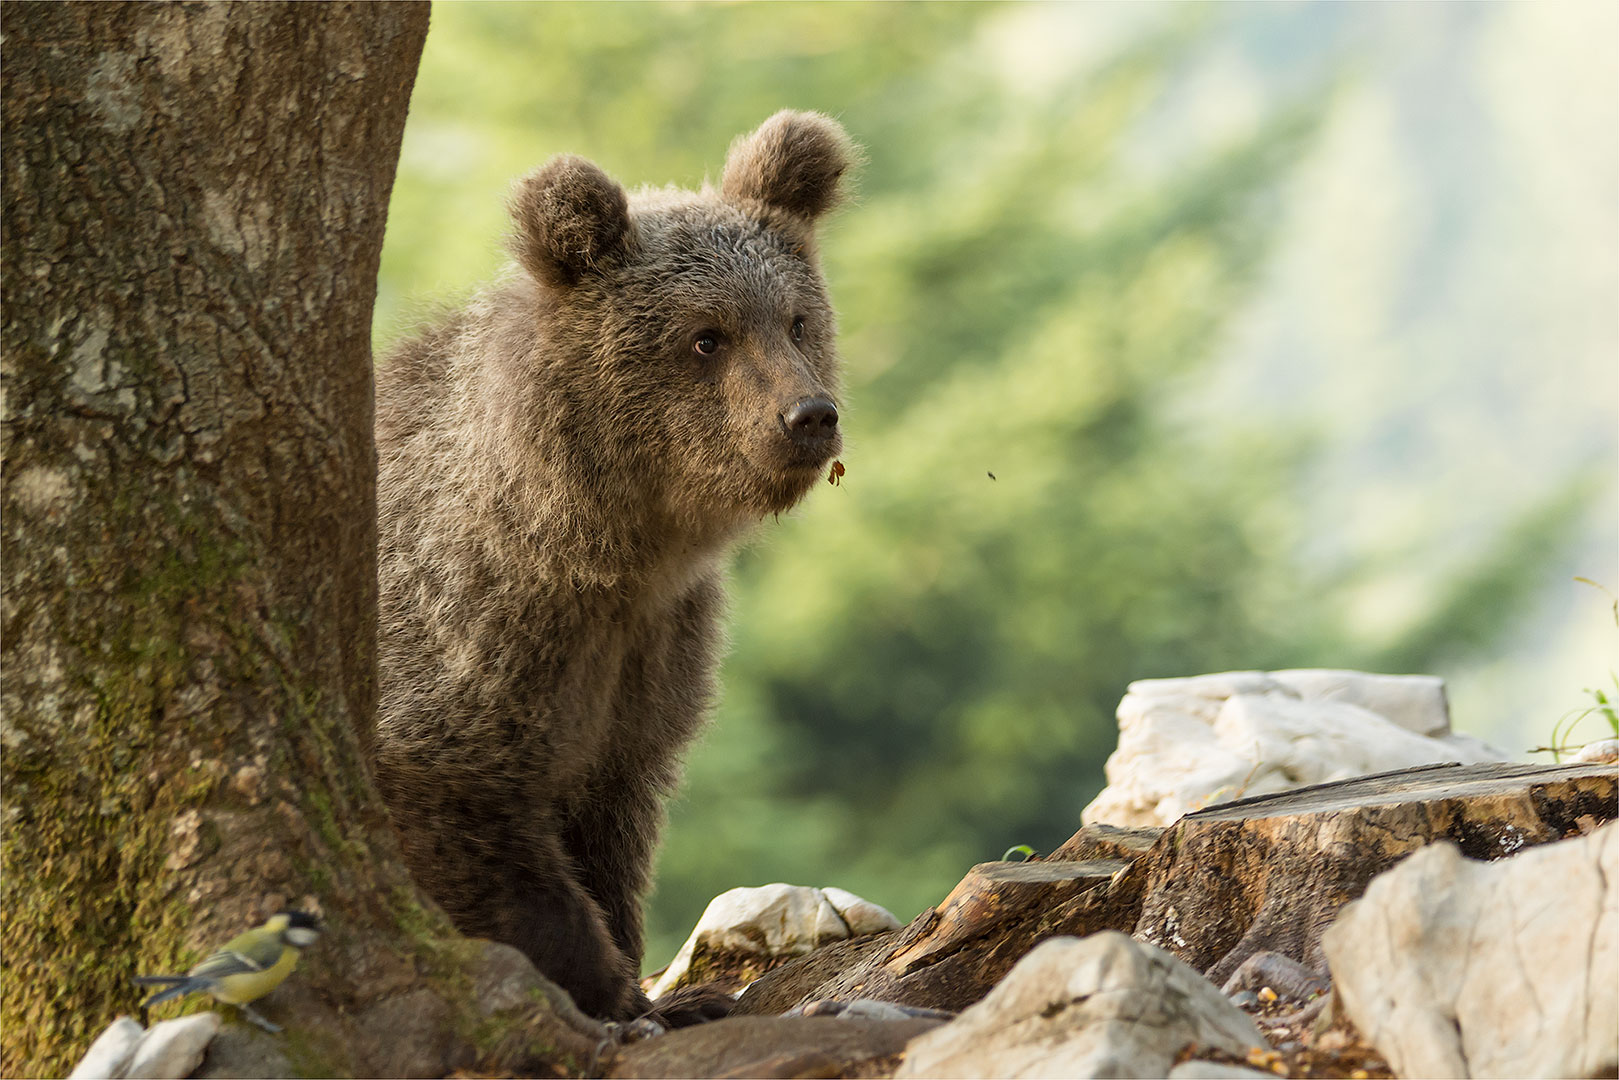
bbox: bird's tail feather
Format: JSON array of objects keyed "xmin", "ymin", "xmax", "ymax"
[{"xmin": 133, "ymin": 976, "xmax": 198, "ymax": 1007}]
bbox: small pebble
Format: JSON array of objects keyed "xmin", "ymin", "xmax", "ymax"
[{"xmin": 1230, "ymin": 990, "xmax": 1260, "ymax": 1009}]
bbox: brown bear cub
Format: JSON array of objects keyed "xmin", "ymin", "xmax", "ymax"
[{"xmin": 374, "ymin": 112, "xmax": 855, "ymax": 1025}]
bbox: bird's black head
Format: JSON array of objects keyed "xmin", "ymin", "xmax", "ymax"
[{"xmin": 277, "ymin": 909, "xmax": 322, "ymax": 947}]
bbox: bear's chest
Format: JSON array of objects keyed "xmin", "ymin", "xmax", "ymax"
[{"xmin": 514, "ymin": 574, "xmax": 723, "ymax": 789}]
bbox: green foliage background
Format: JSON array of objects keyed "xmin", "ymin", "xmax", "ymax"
[{"xmin": 374, "ymin": 3, "xmax": 1604, "ymax": 968}]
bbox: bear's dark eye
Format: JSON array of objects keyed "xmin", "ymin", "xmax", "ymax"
[
  {"xmin": 790, "ymin": 317, "xmax": 805, "ymax": 343},
  {"xmin": 693, "ymin": 331, "xmax": 721, "ymax": 357}
]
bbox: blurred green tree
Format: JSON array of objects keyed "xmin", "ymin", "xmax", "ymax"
[{"xmin": 375, "ymin": 2, "xmax": 1585, "ymax": 969}]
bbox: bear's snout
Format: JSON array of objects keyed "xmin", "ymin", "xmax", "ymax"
[{"xmin": 781, "ymin": 396, "xmax": 839, "ymax": 450}]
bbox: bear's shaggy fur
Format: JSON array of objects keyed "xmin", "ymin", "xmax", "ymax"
[{"xmin": 374, "ymin": 112, "xmax": 855, "ymax": 1023}]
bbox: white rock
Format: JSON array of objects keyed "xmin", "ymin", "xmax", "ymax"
[
  {"xmin": 68, "ymin": 1016, "xmax": 144, "ymax": 1080},
  {"xmin": 1084, "ymin": 669, "xmax": 1511, "ymax": 827},
  {"xmin": 895, "ymin": 932, "xmax": 1267, "ymax": 1078},
  {"xmin": 647, "ymin": 884, "xmax": 898, "ymax": 999},
  {"xmin": 1322, "ymin": 825, "xmax": 1618, "ymax": 1079},
  {"xmin": 1213, "ymin": 693, "xmax": 1493, "ymax": 787},
  {"xmin": 123, "ymin": 1013, "xmax": 219, "ymax": 1080},
  {"xmin": 822, "ymin": 886, "xmax": 903, "ymax": 936},
  {"xmin": 1572, "ymin": 737, "xmax": 1619, "ymax": 764},
  {"xmin": 1270, "ymin": 669, "xmax": 1450, "ymax": 736},
  {"xmin": 1125, "ymin": 671, "xmax": 1283, "ymax": 703}
]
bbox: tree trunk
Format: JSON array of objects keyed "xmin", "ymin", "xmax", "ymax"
[{"xmin": 1, "ymin": 5, "xmax": 596, "ymax": 1076}]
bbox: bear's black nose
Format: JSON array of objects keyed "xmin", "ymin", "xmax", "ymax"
[{"xmin": 782, "ymin": 397, "xmax": 839, "ymax": 443}]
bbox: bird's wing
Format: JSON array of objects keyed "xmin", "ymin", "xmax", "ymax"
[{"xmin": 188, "ymin": 945, "xmax": 274, "ymax": 981}]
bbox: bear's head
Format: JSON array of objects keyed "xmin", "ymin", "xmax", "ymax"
[{"xmin": 506, "ymin": 111, "xmax": 857, "ymax": 556}]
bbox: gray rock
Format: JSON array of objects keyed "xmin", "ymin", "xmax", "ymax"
[
  {"xmin": 1227, "ymin": 990, "xmax": 1260, "ymax": 1010},
  {"xmin": 125, "ymin": 1013, "xmax": 220, "ymax": 1080},
  {"xmin": 788, "ymin": 998, "xmax": 955, "ymax": 1022},
  {"xmin": 1167, "ymin": 1064, "xmax": 1276, "ymax": 1080},
  {"xmin": 68, "ymin": 1017, "xmax": 144, "ymax": 1080},
  {"xmin": 895, "ymin": 932, "xmax": 1268, "ymax": 1078},
  {"xmin": 606, "ymin": 1015, "xmax": 940, "ymax": 1079},
  {"xmin": 1322, "ymin": 823, "xmax": 1618, "ymax": 1079}
]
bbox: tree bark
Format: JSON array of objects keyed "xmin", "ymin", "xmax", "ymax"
[{"xmin": 0, "ymin": 5, "xmax": 596, "ymax": 1076}]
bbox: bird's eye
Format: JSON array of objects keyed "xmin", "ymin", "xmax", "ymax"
[
  {"xmin": 694, "ymin": 331, "xmax": 721, "ymax": 357},
  {"xmin": 790, "ymin": 317, "xmax": 806, "ymax": 343}
]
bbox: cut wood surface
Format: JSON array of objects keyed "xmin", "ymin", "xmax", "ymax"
[
  {"xmin": 736, "ymin": 762, "xmax": 1617, "ymax": 1017},
  {"xmin": 1048, "ymin": 822, "xmax": 1164, "ymax": 862}
]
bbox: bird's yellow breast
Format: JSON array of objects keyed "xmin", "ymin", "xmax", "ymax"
[{"xmin": 212, "ymin": 945, "xmax": 298, "ymax": 1005}]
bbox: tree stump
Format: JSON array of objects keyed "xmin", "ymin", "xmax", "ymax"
[
  {"xmin": 1130, "ymin": 760, "xmax": 1617, "ymax": 985},
  {"xmin": 736, "ymin": 762, "xmax": 1617, "ymax": 1016}
]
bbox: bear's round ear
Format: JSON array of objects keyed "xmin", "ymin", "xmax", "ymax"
[
  {"xmin": 509, "ymin": 156, "xmax": 637, "ymax": 288},
  {"xmin": 721, "ymin": 110, "xmax": 858, "ymax": 222}
]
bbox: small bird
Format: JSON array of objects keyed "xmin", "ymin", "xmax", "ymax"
[{"xmin": 134, "ymin": 910, "xmax": 321, "ymax": 1033}]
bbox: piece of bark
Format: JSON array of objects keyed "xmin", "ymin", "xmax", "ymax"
[{"xmin": 736, "ymin": 762, "xmax": 1616, "ymax": 1018}]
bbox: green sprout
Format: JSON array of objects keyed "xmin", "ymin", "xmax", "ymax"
[{"xmin": 1536, "ymin": 578, "xmax": 1619, "ymax": 762}]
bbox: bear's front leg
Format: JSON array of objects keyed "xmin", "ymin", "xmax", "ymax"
[
  {"xmin": 429, "ymin": 810, "xmax": 646, "ymax": 1021},
  {"xmin": 562, "ymin": 776, "xmax": 734, "ymax": 1026},
  {"xmin": 563, "ymin": 774, "xmax": 661, "ymax": 967}
]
